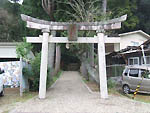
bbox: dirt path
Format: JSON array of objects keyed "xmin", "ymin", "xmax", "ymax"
[{"xmin": 9, "ymin": 71, "xmax": 150, "ymax": 113}]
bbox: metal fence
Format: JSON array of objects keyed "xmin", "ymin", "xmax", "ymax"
[{"xmin": 106, "ymin": 64, "xmax": 126, "ymax": 77}]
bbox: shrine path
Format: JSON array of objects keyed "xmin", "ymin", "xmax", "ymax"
[{"xmin": 9, "ymin": 71, "xmax": 150, "ymax": 113}]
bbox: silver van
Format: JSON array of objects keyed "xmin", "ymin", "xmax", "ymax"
[{"xmin": 122, "ymin": 66, "xmax": 150, "ymax": 94}]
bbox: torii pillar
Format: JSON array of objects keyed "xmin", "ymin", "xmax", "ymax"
[
  {"xmin": 97, "ymin": 31, "xmax": 108, "ymax": 98},
  {"xmin": 39, "ymin": 28, "xmax": 49, "ymax": 99}
]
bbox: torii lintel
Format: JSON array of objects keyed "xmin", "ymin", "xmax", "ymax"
[{"xmin": 21, "ymin": 14, "xmax": 127, "ymax": 31}]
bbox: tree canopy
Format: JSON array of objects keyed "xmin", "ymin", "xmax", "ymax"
[{"xmin": 0, "ymin": 0, "xmax": 150, "ymax": 42}]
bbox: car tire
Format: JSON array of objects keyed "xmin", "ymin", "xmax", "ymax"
[
  {"xmin": 0, "ymin": 90, "xmax": 4, "ymax": 97},
  {"xmin": 0, "ymin": 86, "xmax": 4, "ymax": 97},
  {"xmin": 123, "ymin": 85, "xmax": 130, "ymax": 94}
]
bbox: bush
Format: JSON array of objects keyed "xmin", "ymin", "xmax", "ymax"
[
  {"xmin": 16, "ymin": 38, "xmax": 33, "ymax": 61},
  {"xmin": 23, "ymin": 53, "xmax": 50, "ymax": 91},
  {"xmin": 17, "ymin": 41, "xmax": 50, "ymax": 91},
  {"xmin": 107, "ymin": 79, "xmax": 116, "ymax": 89}
]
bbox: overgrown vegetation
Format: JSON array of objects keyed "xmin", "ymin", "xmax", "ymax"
[
  {"xmin": 47, "ymin": 70, "xmax": 62, "ymax": 88},
  {"xmin": 22, "ymin": 53, "xmax": 50, "ymax": 91},
  {"xmin": 107, "ymin": 78, "xmax": 116, "ymax": 89},
  {"xmin": 16, "ymin": 41, "xmax": 51, "ymax": 91},
  {"xmin": 16, "ymin": 38, "xmax": 33, "ymax": 61},
  {"xmin": 16, "ymin": 40, "xmax": 62, "ymax": 91},
  {"xmin": 1, "ymin": 0, "xmax": 150, "ymax": 42}
]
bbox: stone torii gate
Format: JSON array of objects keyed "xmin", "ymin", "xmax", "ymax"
[{"xmin": 21, "ymin": 14, "xmax": 127, "ymax": 99}]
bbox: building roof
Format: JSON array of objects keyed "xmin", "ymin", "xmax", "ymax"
[
  {"xmin": 0, "ymin": 42, "xmax": 18, "ymax": 46},
  {"xmin": 119, "ymin": 30, "xmax": 150, "ymax": 39}
]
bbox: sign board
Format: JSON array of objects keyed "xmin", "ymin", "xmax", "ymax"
[{"xmin": 68, "ymin": 24, "xmax": 78, "ymax": 41}]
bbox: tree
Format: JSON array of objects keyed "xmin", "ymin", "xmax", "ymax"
[
  {"xmin": 0, "ymin": 8, "xmax": 14, "ymax": 41},
  {"xmin": 42, "ymin": 0, "xmax": 55, "ymax": 21},
  {"xmin": 0, "ymin": 0, "xmax": 24, "ymax": 42},
  {"xmin": 136, "ymin": 0, "xmax": 150, "ymax": 34},
  {"xmin": 41, "ymin": 0, "xmax": 57, "ymax": 77},
  {"xmin": 102, "ymin": 0, "xmax": 107, "ymax": 14},
  {"xmin": 107, "ymin": 0, "xmax": 139, "ymax": 33}
]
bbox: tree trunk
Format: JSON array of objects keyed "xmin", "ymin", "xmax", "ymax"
[
  {"xmin": 89, "ymin": 44, "xmax": 95, "ymax": 67},
  {"xmin": 54, "ymin": 44, "xmax": 61, "ymax": 75},
  {"xmin": 42, "ymin": 0, "xmax": 55, "ymax": 21},
  {"xmin": 48, "ymin": 31, "xmax": 56, "ymax": 78},
  {"xmin": 41, "ymin": 0, "xmax": 56, "ymax": 78},
  {"xmin": 102, "ymin": 0, "xmax": 107, "ymax": 14}
]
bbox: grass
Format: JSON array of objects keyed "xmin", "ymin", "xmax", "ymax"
[
  {"xmin": 0, "ymin": 88, "xmax": 38, "ymax": 113},
  {"xmin": 109, "ymin": 87, "xmax": 150, "ymax": 103},
  {"xmin": 124, "ymin": 93, "xmax": 150, "ymax": 103},
  {"xmin": 15, "ymin": 91, "xmax": 37, "ymax": 102},
  {"xmin": 53, "ymin": 71, "xmax": 62, "ymax": 82},
  {"xmin": 47, "ymin": 70, "xmax": 62, "ymax": 88},
  {"xmin": 82, "ymin": 75, "xmax": 150, "ymax": 103}
]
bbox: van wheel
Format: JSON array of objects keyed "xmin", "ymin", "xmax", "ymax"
[
  {"xmin": 0, "ymin": 91, "xmax": 4, "ymax": 97},
  {"xmin": 123, "ymin": 85, "xmax": 130, "ymax": 94},
  {"xmin": 0, "ymin": 86, "xmax": 4, "ymax": 97}
]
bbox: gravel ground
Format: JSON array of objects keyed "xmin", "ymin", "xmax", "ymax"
[{"xmin": 9, "ymin": 71, "xmax": 150, "ymax": 113}]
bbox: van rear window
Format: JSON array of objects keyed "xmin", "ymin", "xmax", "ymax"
[
  {"xmin": 141, "ymin": 69, "xmax": 150, "ymax": 79},
  {"xmin": 129, "ymin": 69, "xmax": 139, "ymax": 77},
  {"xmin": 124, "ymin": 68, "xmax": 129, "ymax": 76}
]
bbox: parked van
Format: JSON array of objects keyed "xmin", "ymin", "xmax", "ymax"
[
  {"xmin": 0, "ymin": 69, "xmax": 4, "ymax": 96},
  {"xmin": 122, "ymin": 65, "xmax": 150, "ymax": 94}
]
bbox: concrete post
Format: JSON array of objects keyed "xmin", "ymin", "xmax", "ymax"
[
  {"xmin": 97, "ymin": 32, "xmax": 108, "ymax": 99},
  {"xmin": 20, "ymin": 57, "xmax": 23, "ymax": 97},
  {"xmin": 39, "ymin": 28, "xmax": 49, "ymax": 99}
]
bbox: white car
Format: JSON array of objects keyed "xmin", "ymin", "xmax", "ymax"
[{"xmin": 0, "ymin": 70, "xmax": 4, "ymax": 96}]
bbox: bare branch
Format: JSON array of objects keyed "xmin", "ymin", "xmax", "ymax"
[{"xmin": 42, "ymin": 0, "xmax": 49, "ymax": 15}]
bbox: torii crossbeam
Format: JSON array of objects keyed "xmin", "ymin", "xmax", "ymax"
[{"xmin": 21, "ymin": 14, "xmax": 127, "ymax": 99}]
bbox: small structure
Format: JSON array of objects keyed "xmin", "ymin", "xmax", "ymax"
[
  {"xmin": 105, "ymin": 30, "xmax": 150, "ymax": 54},
  {"xmin": 119, "ymin": 30, "xmax": 150, "ymax": 50},
  {"xmin": 107, "ymin": 38, "xmax": 150, "ymax": 66},
  {"xmin": 21, "ymin": 14, "xmax": 127, "ymax": 99},
  {"xmin": 0, "ymin": 42, "xmax": 18, "ymax": 59},
  {"xmin": 0, "ymin": 42, "xmax": 32, "ymax": 95}
]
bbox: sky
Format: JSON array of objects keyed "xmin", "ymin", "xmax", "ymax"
[{"xmin": 8, "ymin": 0, "xmax": 23, "ymax": 5}]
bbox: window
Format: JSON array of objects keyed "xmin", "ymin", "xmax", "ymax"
[
  {"xmin": 131, "ymin": 41, "xmax": 139, "ymax": 46},
  {"xmin": 141, "ymin": 69, "xmax": 150, "ymax": 79},
  {"xmin": 128, "ymin": 57, "xmax": 139, "ymax": 65},
  {"xmin": 124, "ymin": 68, "xmax": 129, "ymax": 76},
  {"xmin": 129, "ymin": 69, "xmax": 139, "ymax": 77},
  {"xmin": 141, "ymin": 56, "xmax": 150, "ymax": 65}
]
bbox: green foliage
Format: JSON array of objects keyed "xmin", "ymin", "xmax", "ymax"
[
  {"xmin": 107, "ymin": 79, "xmax": 116, "ymax": 89},
  {"xmin": 16, "ymin": 40, "xmax": 50, "ymax": 91},
  {"xmin": 53, "ymin": 71, "xmax": 62, "ymax": 82},
  {"xmin": 0, "ymin": 0, "xmax": 26, "ymax": 42},
  {"xmin": 21, "ymin": 0, "xmax": 49, "ymax": 20},
  {"xmin": 28, "ymin": 53, "xmax": 41, "ymax": 91},
  {"xmin": 47, "ymin": 70, "xmax": 62, "ymax": 88},
  {"xmin": 23, "ymin": 53, "xmax": 50, "ymax": 91},
  {"xmin": 136, "ymin": 0, "xmax": 150, "ymax": 34},
  {"xmin": 16, "ymin": 39, "xmax": 33, "ymax": 61},
  {"xmin": 108, "ymin": 0, "xmax": 139, "ymax": 33}
]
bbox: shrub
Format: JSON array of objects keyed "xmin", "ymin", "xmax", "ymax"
[
  {"xmin": 23, "ymin": 53, "xmax": 50, "ymax": 91},
  {"xmin": 17, "ymin": 41, "xmax": 50, "ymax": 91},
  {"xmin": 16, "ymin": 38, "xmax": 33, "ymax": 61},
  {"xmin": 107, "ymin": 78, "xmax": 116, "ymax": 89}
]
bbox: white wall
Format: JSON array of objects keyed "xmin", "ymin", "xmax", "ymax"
[
  {"xmin": 120, "ymin": 33, "xmax": 148, "ymax": 50},
  {"xmin": 0, "ymin": 46, "xmax": 17, "ymax": 58},
  {"xmin": 114, "ymin": 43, "xmax": 120, "ymax": 51}
]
